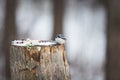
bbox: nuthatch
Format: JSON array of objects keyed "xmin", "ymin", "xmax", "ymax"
[{"xmin": 55, "ymin": 34, "xmax": 66, "ymax": 44}]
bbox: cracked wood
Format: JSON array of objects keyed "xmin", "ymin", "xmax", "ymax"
[{"xmin": 10, "ymin": 44, "xmax": 71, "ymax": 80}]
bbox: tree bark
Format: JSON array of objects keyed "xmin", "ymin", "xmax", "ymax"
[{"xmin": 10, "ymin": 44, "xmax": 70, "ymax": 80}]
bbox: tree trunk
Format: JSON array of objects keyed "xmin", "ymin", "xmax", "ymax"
[
  {"xmin": 106, "ymin": 0, "xmax": 120, "ymax": 80},
  {"xmin": 52, "ymin": 0, "xmax": 65, "ymax": 39},
  {"xmin": 10, "ymin": 43, "xmax": 70, "ymax": 80},
  {"xmin": 2, "ymin": 0, "xmax": 17, "ymax": 79}
]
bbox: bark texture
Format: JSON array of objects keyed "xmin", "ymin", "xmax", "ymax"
[{"xmin": 10, "ymin": 44, "xmax": 70, "ymax": 80}]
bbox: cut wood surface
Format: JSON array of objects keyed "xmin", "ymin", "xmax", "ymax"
[{"xmin": 10, "ymin": 42, "xmax": 70, "ymax": 80}]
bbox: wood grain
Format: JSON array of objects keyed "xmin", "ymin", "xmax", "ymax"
[{"xmin": 10, "ymin": 44, "xmax": 70, "ymax": 80}]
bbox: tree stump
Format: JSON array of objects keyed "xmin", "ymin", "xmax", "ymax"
[{"xmin": 10, "ymin": 40, "xmax": 71, "ymax": 80}]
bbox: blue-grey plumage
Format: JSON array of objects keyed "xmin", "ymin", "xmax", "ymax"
[{"xmin": 55, "ymin": 34, "xmax": 66, "ymax": 44}]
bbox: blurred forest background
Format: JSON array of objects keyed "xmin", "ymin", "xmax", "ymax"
[{"xmin": 0, "ymin": 0, "xmax": 120, "ymax": 80}]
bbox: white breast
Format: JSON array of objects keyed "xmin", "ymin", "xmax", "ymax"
[{"xmin": 55, "ymin": 37, "xmax": 65, "ymax": 44}]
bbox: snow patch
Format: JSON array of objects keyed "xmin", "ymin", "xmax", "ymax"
[{"xmin": 11, "ymin": 39, "xmax": 57, "ymax": 46}]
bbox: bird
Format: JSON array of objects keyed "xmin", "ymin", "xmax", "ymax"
[{"xmin": 55, "ymin": 34, "xmax": 66, "ymax": 44}]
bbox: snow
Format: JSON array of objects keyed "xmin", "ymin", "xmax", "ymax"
[{"xmin": 11, "ymin": 39, "xmax": 57, "ymax": 46}]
